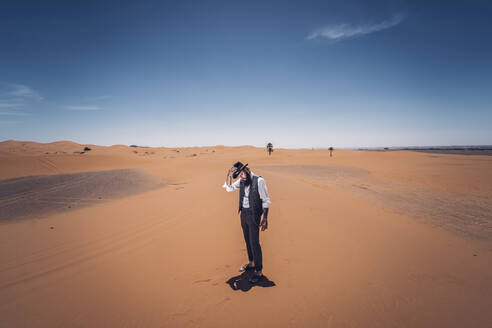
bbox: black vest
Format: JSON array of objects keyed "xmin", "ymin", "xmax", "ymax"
[{"xmin": 238, "ymin": 174, "xmax": 263, "ymax": 216}]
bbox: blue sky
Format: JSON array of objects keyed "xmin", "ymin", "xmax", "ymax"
[{"xmin": 1, "ymin": 0, "xmax": 491, "ymax": 148}]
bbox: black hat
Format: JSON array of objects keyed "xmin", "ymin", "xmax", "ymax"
[{"xmin": 232, "ymin": 161, "xmax": 249, "ymax": 179}]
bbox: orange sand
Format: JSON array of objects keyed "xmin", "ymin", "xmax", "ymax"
[{"xmin": 0, "ymin": 140, "xmax": 491, "ymax": 327}]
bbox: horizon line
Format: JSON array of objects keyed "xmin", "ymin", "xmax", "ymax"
[{"xmin": 1, "ymin": 139, "xmax": 491, "ymax": 150}]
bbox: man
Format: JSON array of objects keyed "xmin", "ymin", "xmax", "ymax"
[{"xmin": 223, "ymin": 161, "xmax": 270, "ymax": 284}]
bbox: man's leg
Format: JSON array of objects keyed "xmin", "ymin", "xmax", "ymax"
[
  {"xmin": 240, "ymin": 210, "xmax": 254, "ymax": 265},
  {"xmin": 247, "ymin": 218, "xmax": 263, "ymax": 272}
]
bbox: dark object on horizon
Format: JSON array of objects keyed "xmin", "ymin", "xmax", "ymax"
[
  {"xmin": 384, "ymin": 147, "xmax": 389, "ymax": 150},
  {"xmin": 84, "ymin": 147, "xmax": 91, "ymax": 152},
  {"xmin": 329, "ymin": 147, "xmax": 334, "ymax": 157},
  {"xmin": 266, "ymin": 142, "xmax": 274, "ymax": 156},
  {"xmin": 130, "ymin": 144, "xmax": 151, "ymax": 148}
]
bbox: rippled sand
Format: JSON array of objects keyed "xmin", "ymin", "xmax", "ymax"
[{"xmin": 0, "ymin": 169, "xmax": 162, "ymax": 221}]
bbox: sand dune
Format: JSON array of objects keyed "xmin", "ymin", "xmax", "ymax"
[{"xmin": 0, "ymin": 140, "xmax": 491, "ymax": 327}]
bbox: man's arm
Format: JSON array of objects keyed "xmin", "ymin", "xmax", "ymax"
[
  {"xmin": 258, "ymin": 178, "xmax": 271, "ymax": 209},
  {"xmin": 226, "ymin": 168, "xmax": 233, "ymax": 187},
  {"xmin": 258, "ymin": 178, "xmax": 271, "ymax": 230},
  {"xmin": 222, "ymin": 168, "xmax": 241, "ymax": 192}
]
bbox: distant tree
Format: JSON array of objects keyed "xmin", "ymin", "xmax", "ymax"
[
  {"xmin": 266, "ymin": 142, "xmax": 274, "ymax": 156},
  {"xmin": 84, "ymin": 147, "xmax": 91, "ymax": 152},
  {"xmin": 329, "ymin": 147, "xmax": 333, "ymax": 157}
]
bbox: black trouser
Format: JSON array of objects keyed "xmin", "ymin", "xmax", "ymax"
[{"xmin": 240, "ymin": 208, "xmax": 263, "ymax": 271}]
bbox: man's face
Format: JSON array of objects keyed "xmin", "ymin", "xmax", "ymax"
[{"xmin": 240, "ymin": 168, "xmax": 250, "ymax": 182}]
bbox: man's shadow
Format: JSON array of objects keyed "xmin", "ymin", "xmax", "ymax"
[{"xmin": 226, "ymin": 271, "xmax": 276, "ymax": 292}]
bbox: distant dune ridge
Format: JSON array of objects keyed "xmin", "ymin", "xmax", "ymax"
[
  {"xmin": 357, "ymin": 145, "xmax": 492, "ymax": 156},
  {"xmin": 0, "ymin": 139, "xmax": 491, "ymax": 327}
]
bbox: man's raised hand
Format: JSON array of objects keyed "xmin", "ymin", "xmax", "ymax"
[{"xmin": 226, "ymin": 167, "xmax": 236, "ymax": 186}]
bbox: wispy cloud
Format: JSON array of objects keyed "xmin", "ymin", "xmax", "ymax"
[
  {"xmin": 0, "ymin": 103, "xmax": 23, "ymax": 108},
  {"xmin": 0, "ymin": 83, "xmax": 42, "ymax": 121},
  {"xmin": 7, "ymin": 84, "xmax": 43, "ymax": 101},
  {"xmin": 0, "ymin": 111, "xmax": 31, "ymax": 116},
  {"xmin": 307, "ymin": 13, "xmax": 406, "ymax": 41},
  {"xmin": 88, "ymin": 95, "xmax": 112, "ymax": 101},
  {"xmin": 65, "ymin": 105, "xmax": 103, "ymax": 111}
]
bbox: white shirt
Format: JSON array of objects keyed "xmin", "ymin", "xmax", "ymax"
[{"xmin": 222, "ymin": 172, "xmax": 271, "ymax": 209}]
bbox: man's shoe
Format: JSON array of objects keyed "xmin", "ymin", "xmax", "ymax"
[
  {"xmin": 248, "ymin": 272, "xmax": 263, "ymax": 284},
  {"xmin": 239, "ymin": 263, "xmax": 254, "ymax": 272}
]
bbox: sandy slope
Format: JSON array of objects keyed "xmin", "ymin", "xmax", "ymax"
[
  {"xmin": 0, "ymin": 169, "xmax": 162, "ymax": 221},
  {"xmin": 0, "ymin": 140, "xmax": 491, "ymax": 327}
]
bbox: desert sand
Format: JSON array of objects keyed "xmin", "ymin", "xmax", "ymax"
[{"xmin": 0, "ymin": 140, "xmax": 491, "ymax": 327}]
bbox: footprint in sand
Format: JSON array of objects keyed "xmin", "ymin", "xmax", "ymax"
[{"xmin": 216, "ymin": 297, "xmax": 231, "ymax": 306}]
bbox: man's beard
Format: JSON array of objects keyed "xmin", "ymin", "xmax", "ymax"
[{"xmin": 243, "ymin": 172, "xmax": 252, "ymax": 186}]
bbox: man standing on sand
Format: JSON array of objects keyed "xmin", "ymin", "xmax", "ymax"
[{"xmin": 223, "ymin": 161, "xmax": 270, "ymax": 284}]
